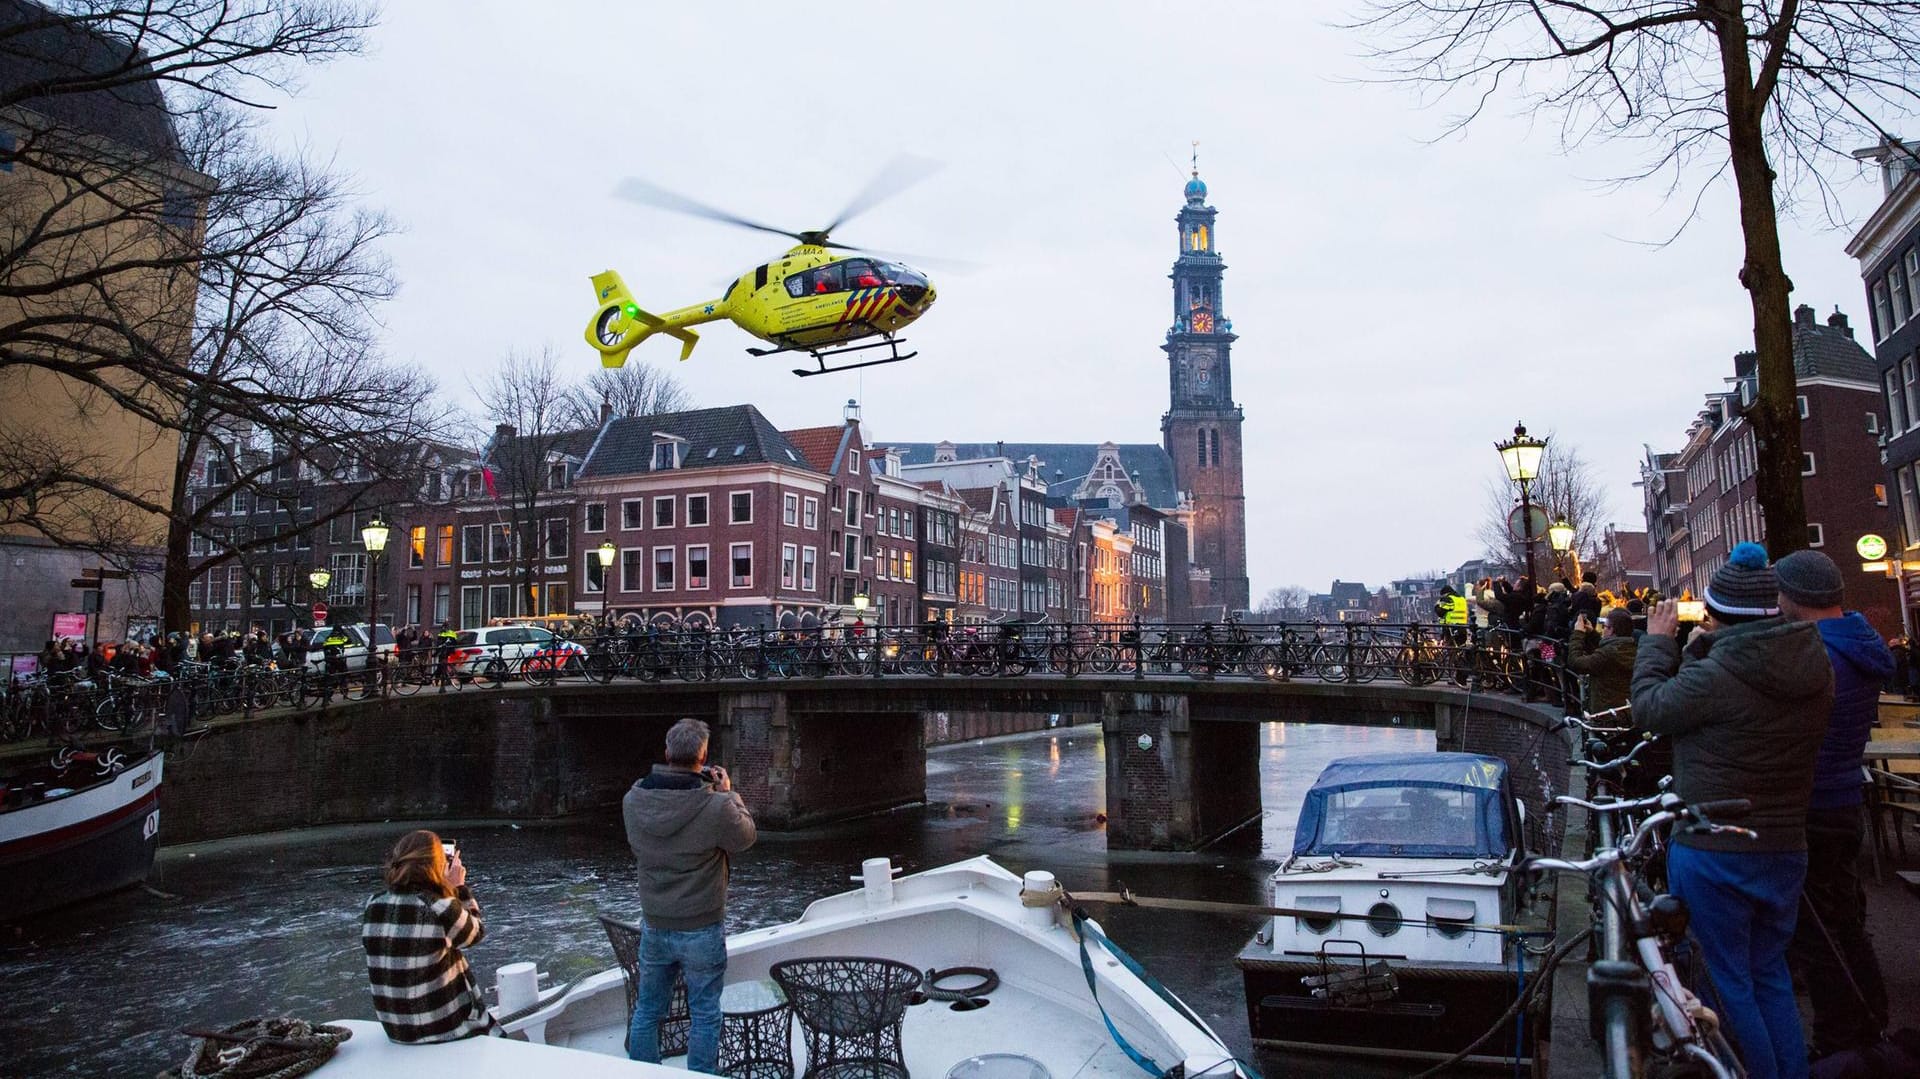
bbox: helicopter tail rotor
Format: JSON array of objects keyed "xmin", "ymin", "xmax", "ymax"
[{"xmin": 585, "ymin": 270, "xmax": 699, "ymax": 367}]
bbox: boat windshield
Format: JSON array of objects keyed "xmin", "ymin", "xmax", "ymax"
[{"xmin": 1316, "ymin": 785, "xmax": 1480, "ymax": 851}]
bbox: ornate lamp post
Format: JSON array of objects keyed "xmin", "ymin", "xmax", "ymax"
[
  {"xmin": 361, "ymin": 517, "xmax": 390, "ymax": 624},
  {"xmin": 1548, "ymin": 517, "xmax": 1578, "ymax": 582},
  {"xmin": 852, "ymin": 592, "xmax": 870, "ymax": 615},
  {"xmin": 1495, "ymin": 422, "xmax": 1548, "ymax": 582},
  {"xmin": 595, "ymin": 542, "xmax": 616, "ymax": 601}
]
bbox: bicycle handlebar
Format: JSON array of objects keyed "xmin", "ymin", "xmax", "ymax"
[{"xmin": 1531, "ymin": 795, "xmax": 1756, "ymax": 874}]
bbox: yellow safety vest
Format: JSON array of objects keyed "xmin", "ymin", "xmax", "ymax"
[{"xmin": 1440, "ymin": 594, "xmax": 1469, "ymax": 626}]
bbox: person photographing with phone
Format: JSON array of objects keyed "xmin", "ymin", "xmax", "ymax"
[
  {"xmin": 1629, "ymin": 543, "xmax": 1832, "ymax": 1079},
  {"xmin": 360, "ymin": 830, "xmax": 489, "ymax": 1044},
  {"xmin": 623, "ymin": 718, "xmax": 757, "ymax": 1073}
]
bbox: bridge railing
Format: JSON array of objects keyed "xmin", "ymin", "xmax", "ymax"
[{"xmin": 0, "ymin": 621, "xmax": 1581, "ymax": 746}]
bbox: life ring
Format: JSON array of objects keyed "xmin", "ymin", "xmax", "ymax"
[{"xmin": 924, "ymin": 966, "xmax": 998, "ymax": 1001}]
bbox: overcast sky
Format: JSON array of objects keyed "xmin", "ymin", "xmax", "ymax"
[{"xmin": 254, "ymin": 1, "xmax": 1897, "ymax": 599}]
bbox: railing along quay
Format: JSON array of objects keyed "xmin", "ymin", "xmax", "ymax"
[{"xmin": 1, "ymin": 621, "xmax": 1579, "ymax": 746}]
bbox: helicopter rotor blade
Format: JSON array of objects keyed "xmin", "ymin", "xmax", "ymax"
[
  {"xmin": 823, "ymin": 239, "xmax": 980, "ymax": 275},
  {"xmin": 612, "ymin": 177, "xmax": 804, "ymax": 244},
  {"xmin": 818, "ymin": 154, "xmax": 944, "ymax": 238}
]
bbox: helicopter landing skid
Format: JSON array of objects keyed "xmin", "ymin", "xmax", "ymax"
[{"xmin": 749, "ymin": 332, "xmax": 917, "ymax": 378}]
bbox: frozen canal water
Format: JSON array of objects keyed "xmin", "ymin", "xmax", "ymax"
[{"xmin": 0, "ymin": 721, "xmax": 1429, "ymax": 1078}]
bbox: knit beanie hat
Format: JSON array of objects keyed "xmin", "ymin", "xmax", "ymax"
[
  {"xmin": 1775, "ymin": 549, "xmax": 1845, "ymax": 608},
  {"xmin": 1704, "ymin": 542, "xmax": 1779, "ymax": 623}
]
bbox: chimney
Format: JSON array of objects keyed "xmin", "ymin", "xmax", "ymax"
[
  {"xmin": 599, "ymin": 396, "xmax": 613, "ymax": 425},
  {"xmin": 494, "ymin": 422, "xmax": 516, "ymax": 441},
  {"xmin": 995, "ymin": 440, "xmax": 1005, "ymax": 458},
  {"xmin": 1827, "ymin": 307, "xmax": 1853, "ymax": 338},
  {"xmin": 1793, "ymin": 303, "xmax": 1815, "ymax": 327}
]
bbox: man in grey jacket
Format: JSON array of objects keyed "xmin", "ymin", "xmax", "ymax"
[
  {"xmin": 623, "ymin": 718, "xmax": 757, "ymax": 1073},
  {"xmin": 1631, "ymin": 544, "xmax": 1831, "ymax": 1079}
]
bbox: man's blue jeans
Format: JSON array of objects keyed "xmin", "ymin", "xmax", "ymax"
[
  {"xmin": 627, "ymin": 921, "xmax": 727, "ymax": 1074},
  {"xmin": 1668, "ymin": 843, "xmax": 1809, "ymax": 1079}
]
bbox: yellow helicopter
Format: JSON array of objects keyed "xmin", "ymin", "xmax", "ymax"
[{"xmin": 585, "ymin": 162, "xmax": 941, "ymax": 378}]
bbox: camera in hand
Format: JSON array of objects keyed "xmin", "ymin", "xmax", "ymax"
[{"xmin": 699, "ymin": 766, "xmax": 721, "ymax": 784}]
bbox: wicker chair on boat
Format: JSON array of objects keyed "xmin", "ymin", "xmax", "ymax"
[
  {"xmin": 599, "ymin": 915, "xmax": 692, "ymax": 1057},
  {"xmin": 771, "ymin": 956, "xmax": 922, "ymax": 1079}
]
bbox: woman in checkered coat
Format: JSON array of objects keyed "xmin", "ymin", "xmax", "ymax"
[{"xmin": 361, "ymin": 830, "xmax": 489, "ymax": 1043}]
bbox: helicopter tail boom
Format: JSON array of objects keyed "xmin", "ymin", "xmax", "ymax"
[{"xmin": 586, "ymin": 270, "xmax": 701, "ymax": 367}]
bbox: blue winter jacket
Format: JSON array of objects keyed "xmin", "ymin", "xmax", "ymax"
[{"xmin": 1810, "ymin": 612, "xmax": 1895, "ymax": 809}]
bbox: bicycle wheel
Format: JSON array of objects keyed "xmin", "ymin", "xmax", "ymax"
[
  {"xmin": 1047, "ymin": 642, "xmax": 1079, "ymax": 676},
  {"xmin": 522, "ymin": 656, "xmax": 555, "ymax": 687},
  {"xmin": 389, "ymin": 666, "xmax": 423, "ymax": 696},
  {"xmin": 678, "ymin": 650, "xmax": 717, "ymax": 683},
  {"xmin": 1348, "ymin": 643, "xmax": 1383, "ymax": 683},
  {"xmin": 585, "ymin": 651, "xmax": 617, "ymax": 684},
  {"xmin": 478, "ymin": 658, "xmax": 509, "ymax": 687}
]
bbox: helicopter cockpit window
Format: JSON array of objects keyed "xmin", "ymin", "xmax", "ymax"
[
  {"xmin": 880, "ymin": 262, "xmax": 928, "ymax": 288},
  {"xmin": 841, "ymin": 260, "xmax": 883, "ymax": 289},
  {"xmin": 785, "ymin": 274, "xmax": 807, "ymax": 298},
  {"xmin": 807, "ymin": 262, "xmax": 844, "ymax": 295}
]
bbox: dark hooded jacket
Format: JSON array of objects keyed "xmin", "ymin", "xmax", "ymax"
[
  {"xmin": 1567, "ymin": 630, "xmax": 1637, "ymax": 713},
  {"xmin": 622, "ymin": 765, "xmax": 756, "ymax": 930},
  {"xmin": 1809, "ymin": 613, "xmax": 1895, "ymax": 810},
  {"xmin": 1630, "ymin": 617, "xmax": 1832, "ymax": 851}
]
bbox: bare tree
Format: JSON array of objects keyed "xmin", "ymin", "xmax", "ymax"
[
  {"xmin": 556, "ymin": 361, "xmax": 691, "ymax": 431},
  {"xmin": 1477, "ymin": 439, "xmax": 1610, "ymax": 581},
  {"xmin": 1357, "ymin": 0, "xmax": 1920, "ymax": 558},
  {"xmin": 473, "ymin": 347, "xmax": 594, "ymax": 620},
  {"xmin": 1254, "ymin": 585, "xmax": 1310, "ymax": 621}
]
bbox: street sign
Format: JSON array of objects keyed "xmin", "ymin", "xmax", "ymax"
[
  {"xmin": 1857, "ymin": 534, "xmax": 1889, "ymax": 560},
  {"xmin": 1506, "ymin": 504, "xmax": 1551, "ymax": 542},
  {"xmin": 311, "ymin": 601, "xmax": 329, "ymax": 623}
]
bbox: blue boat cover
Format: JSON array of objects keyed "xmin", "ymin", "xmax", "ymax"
[{"xmin": 1291, "ymin": 752, "xmax": 1513, "ymax": 858}]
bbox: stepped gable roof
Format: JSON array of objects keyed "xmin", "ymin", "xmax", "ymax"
[
  {"xmin": 0, "ymin": 0, "xmax": 185, "ymax": 163},
  {"xmin": 782, "ymin": 424, "xmax": 849, "ymax": 474},
  {"xmin": 892, "ymin": 442, "xmax": 1181, "ymax": 508},
  {"xmin": 580, "ymin": 405, "xmax": 807, "ymax": 479}
]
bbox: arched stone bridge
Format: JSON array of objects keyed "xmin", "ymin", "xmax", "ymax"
[{"xmin": 157, "ymin": 675, "xmax": 1567, "ymax": 851}]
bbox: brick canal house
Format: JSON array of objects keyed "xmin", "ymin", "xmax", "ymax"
[{"xmin": 1640, "ymin": 303, "xmax": 1898, "ymax": 635}]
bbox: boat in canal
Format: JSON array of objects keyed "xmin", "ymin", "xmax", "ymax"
[
  {"xmin": 320, "ymin": 856, "xmax": 1248, "ymax": 1077},
  {"xmin": 0, "ymin": 745, "xmax": 164, "ymax": 922},
  {"xmin": 1237, "ymin": 752, "xmax": 1535, "ymax": 1065}
]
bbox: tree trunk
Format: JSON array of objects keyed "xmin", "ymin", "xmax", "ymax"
[{"xmin": 1711, "ymin": 0, "xmax": 1806, "ymax": 559}]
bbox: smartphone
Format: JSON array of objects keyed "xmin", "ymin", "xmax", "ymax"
[
  {"xmin": 443, "ymin": 840, "xmax": 459, "ymax": 862},
  {"xmin": 1676, "ymin": 600, "xmax": 1706, "ymax": 622}
]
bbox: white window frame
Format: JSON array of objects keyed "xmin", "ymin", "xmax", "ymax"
[
  {"xmin": 621, "ymin": 499, "xmax": 646, "ymax": 531},
  {"xmin": 653, "ymin": 496, "xmax": 675, "ymax": 529},
  {"xmin": 842, "ymin": 537, "xmax": 858, "ymax": 572},
  {"xmin": 801, "ymin": 546, "xmax": 817, "ymax": 592},
  {"xmin": 1888, "ymin": 368, "xmax": 1909, "ymax": 433},
  {"xmin": 653, "ymin": 545, "xmax": 676, "ymax": 592},
  {"xmin": 803, "ymin": 497, "xmax": 818, "ymax": 530},
  {"xmin": 584, "ymin": 502, "xmax": 606, "ymax": 533},
  {"xmin": 783, "ymin": 492, "xmax": 799, "ymax": 527},
  {"xmin": 583, "ymin": 553, "xmax": 606, "ymax": 594},
  {"xmin": 729, "ymin": 490, "xmax": 753, "ymax": 525},
  {"xmin": 686, "ymin": 544, "xmax": 710, "ymax": 591},
  {"xmin": 1905, "ymin": 357, "xmax": 1920, "ymax": 429},
  {"xmin": 686, "ymin": 493, "xmax": 709, "ymax": 527},
  {"xmin": 461, "ymin": 585, "xmax": 484, "ymax": 624},
  {"xmin": 1874, "ymin": 279, "xmax": 1894, "ymax": 341},
  {"xmin": 729, "ymin": 542, "xmax": 753, "ymax": 589},
  {"xmin": 1904, "ymin": 466, "xmax": 1920, "ymax": 549},
  {"xmin": 461, "ymin": 524, "xmax": 485, "ymax": 564},
  {"xmin": 1907, "ymin": 249, "xmax": 1920, "ymax": 317},
  {"xmin": 781, "ymin": 542, "xmax": 798, "ymax": 589},
  {"xmin": 1796, "ymin": 395, "xmax": 1809, "ymax": 419},
  {"xmin": 1802, "ymin": 453, "xmax": 1817, "ymax": 476},
  {"xmin": 1808, "ymin": 523, "xmax": 1825, "ymax": 548},
  {"xmin": 1867, "ymin": 411, "xmax": 1881, "ymax": 435}
]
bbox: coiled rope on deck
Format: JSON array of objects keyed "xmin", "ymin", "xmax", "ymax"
[{"xmin": 164, "ymin": 1018, "xmax": 351, "ymax": 1079}]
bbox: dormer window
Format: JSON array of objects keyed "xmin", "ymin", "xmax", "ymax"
[
  {"xmin": 547, "ymin": 461, "xmax": 571, "ymax": 489},
  {"xmin": 652, "ymin": 435, "xmax": 686, "ymax": 471}
]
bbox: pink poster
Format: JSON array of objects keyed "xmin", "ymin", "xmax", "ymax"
[{"xmin": 51, "ymin": 612, "xmax": 88, "ymax": 639}]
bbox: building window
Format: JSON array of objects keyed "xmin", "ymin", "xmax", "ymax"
[
  {"xmin": 548, "ymin": 461, "xmax": 570, "ymax": 490},
  {"xmin": 585, "ymin": 553, "xmax": 607, "ymax": 594},
  {"xmin": 903, "ymin": 551, "xmax": 914, "ymax": 583},
  {"xmin": 782, "ymin": 543, "xmax": 798, "ymax": 588},
  {"xmin": 846, "ymin": 449, "xmax": 860, "ymax": 474},
  {"xmin": 803, "ymin": 497, "xmax": 818, "ymax": 530},
  {"xmin": 1197, "ymin": 432, "xmax": 1207, "ymax": 468},
  {"xmin": 461, "ymin": 585, "xmax": 483, "ymax": 626},
  {"xmin": 801, "ymin": 547, "xmax": 817, "ymax": 591},
  {"xmin": 687, "ymin": 494, "xmax": 708, "ymax": 526},
  {"xmin": 619, "ymin": 548, "xmax": 643, "ymax": 592},
  {"xmin": 1807, "ymin": 523, "xmax": 1825, "ymax": 548},
  {"xmin": 653, "ymin": 547, "xmax": 676, "ymax": 590},
  {"xmin": 842, "ymin": 536, "xmax": 859, "ymax": 572},
  {"xmin": 1874, "ymin": 279, "xmax": 1894, "ymax": 341},
  {"xmin": 437, "ymin": 524, "xmax": 454, "ymax": 566},
  {"xmin": 1876, "ymin": 483, "xmax": 1889, "ymax": 507},
  {"xmin": 730, "ymin": 491, "xmax": 752, "ymax": 524},
  {"xmin": 1867, "ymin": 411, "xmax": 1881, "ymax": 435},
  {"xmin": 1904, "ymin": 467, "xmax": 1920, "ymax": 549},
  {"xmin": 652, "ymin": 440, "xmax": 682, "ymax": 471},
  {"xmin": 903, "ymin": 511, "xmax": 913, "ymax": 535},
  {"xmin": 546, "ymin": 582, "xmax": 570, "ymax": 615},
  {"xmin": 1802, "ymin": 453, "xmax": 1816, "ymax": 476},
  {"xmin": 730, "ymin": 543, "xmax": 753, "ymax": 588},
  {"xmin": 654, "ymin": 496, "xmax": 675, "ymax": 528},
  {"xmin": 433, "ymin": 584, "xmax": 451, "ymax": 624},
  {"xmin": 1796, "ymin": 395, "xmax": 1809, "ymax": 419},
  {"xmin": 489, "ymin": 523, "xmax": 512, "ymax": 562},
  {"xmin": 784, "ymin": 493, "xmax": 799, "ymax": 526},
  {"xmin": 1907, "ymin": 357, "xmax": 1920, "ymax": 428},
  {"xmin": 488, "ymin": 585, "xmax": 513, "ymax": 620},
  {"xmin": 1888, "ymin": 369, "xmax": 1909, "ymax": 433},
  {"xmin": 687, "ymin": 545, "xmax": 709, "ymax": 589},
  {"xmin": 845, "ymin": 490, "xmax": 860, "ymax": 527},
  {"xmin": 622, "ymin": 499, "xmax": 645, "ymax": 530},
  {"xmin": 462, "ymin": 524, "xmax": 485, "ymax": 564},
  {"xmin": 544, "ymin": 517, "xmax": 569, "ymax": 559},
  {"xmin": 585, "ymin": 502, "xmax": 606, "ymax": 532},
  {"xmin": 406, "ymin": 584, "xmax": 422, "ymax": 625},
  {"xmin": 1894, "ymin": 263, "xmax": 1913, "ymax": 327},
  {"xmin": 408, "ymin": 526, "xmax": 426, "ymax": 568}
]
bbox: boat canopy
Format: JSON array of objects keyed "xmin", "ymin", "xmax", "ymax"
[{"xmin": 1291, "ymin": 753, "xmax": 1514, "ymax": 859}]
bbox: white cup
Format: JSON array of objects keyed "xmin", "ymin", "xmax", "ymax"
[{"xmin": 496, "ymin": 961, "xmax": 539, "ymax": 1014}]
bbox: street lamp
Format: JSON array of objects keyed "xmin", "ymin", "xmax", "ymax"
[
  {"xmin": 308, "ymin": 567, "xmax": 332, "ymax": 593},
  {"xmin": 596, "ymin": 541, "xmax": 617, "ymax": 567},
  {"xmin": 1549, "ymin": 517, "xmax": 1576, "ymax": 581},
  {"xmin": 1495, "ymin": 421, "xmax": 1548, "ymax": 582},
  {"xmin": 361, "ymin": 517, "xmax": 389, "ymax": 624},
  {"xmin": 852, "ymin": 592, "xmax": 870, "ymax": 613}
]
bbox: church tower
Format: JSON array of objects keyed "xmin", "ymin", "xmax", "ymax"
[{"xmin": 1160, "ymin": 157, "xmax": 1249, "ymax": 612}]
